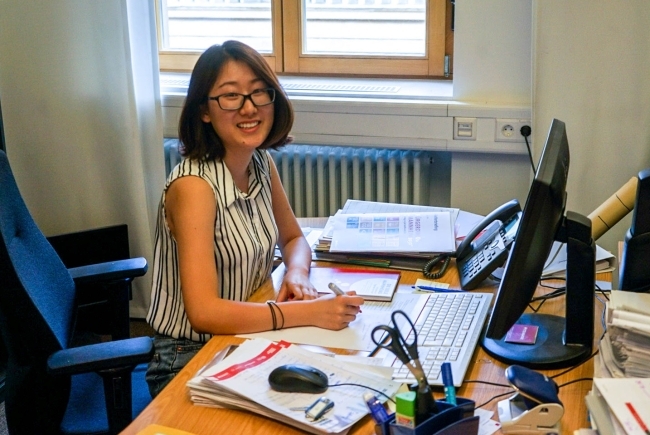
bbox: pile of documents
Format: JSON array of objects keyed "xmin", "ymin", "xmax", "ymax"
[
  {"xmin": 585, "ymin": 378, "xmax": 650, "ymax": 435},
  {"xmin": 597, "ymin": 290, "xmax": 650, "ymax": 378},
  {"xmin": 541, "ymin": 241, "xmax": 616, "ymax": 279},
  {"xmin": 313, "ymin": 199, "xmax": 461, "ymax": 270},
  {"xmin": 582, "ymin": 292, "xmax": 650, "ymax": 434},
  {"xmin": 187, "ymin": 338, "xmax": 401, "ymax": 435}
]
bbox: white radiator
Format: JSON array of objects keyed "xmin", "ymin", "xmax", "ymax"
[
  {"xmin": 163, "ymin": 141, "xmax": 436, "ymax": 218},
  {"xmin": 270, "ymin": 145, "xmax": 435, "ymax": 217}
]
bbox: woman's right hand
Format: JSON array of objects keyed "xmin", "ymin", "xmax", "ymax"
[{"xmin": 309, "ymin": 294, "xmax": 365, "ymax": 330}]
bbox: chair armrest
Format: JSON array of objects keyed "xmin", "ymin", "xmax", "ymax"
[
  {"xmin": 68, "ymin": 257, "xmax": 148, "ymax": 284},
  {"xmin": 47, "ymin": 336, "xmax": 154, "ymax": 376}
]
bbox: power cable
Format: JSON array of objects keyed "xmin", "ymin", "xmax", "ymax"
[{"xmin": 520, "ymin": 125, "xmax": 535, "ymax": 173}]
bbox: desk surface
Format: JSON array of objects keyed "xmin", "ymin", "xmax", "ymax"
[{"xmin": 122, "ymin": 262, "xmax": 609, "ymax": 435}]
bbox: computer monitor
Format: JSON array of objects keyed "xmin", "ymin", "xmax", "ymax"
[{"xmin": 481, "ymin": 118, "xmax": 596, "ymax": 369}]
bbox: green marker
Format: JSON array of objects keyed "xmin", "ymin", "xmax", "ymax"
[{"xmin": 395, "ymin": 391, "xmax": 417, "ymax": 428}]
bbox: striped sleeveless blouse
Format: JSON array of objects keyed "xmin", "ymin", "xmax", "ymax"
[{"xmin": 146, "ymin": 149, "xmax": 278, "ymax": 342}]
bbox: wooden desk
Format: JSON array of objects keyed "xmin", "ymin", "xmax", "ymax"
[{"xmin": 122, "ymin": 263, "xmax": 610, "ymax": 435}]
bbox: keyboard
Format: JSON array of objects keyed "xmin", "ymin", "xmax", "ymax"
[{"xmin": 388, "ymin": 292, "xmax": 493, "ymax": 387}]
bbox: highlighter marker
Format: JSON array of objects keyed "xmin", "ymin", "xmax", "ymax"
[
  {"xmin": 441, "ymin": 362, "xmax": 457, "ymax": 405},
  {"xmin": 363, "ymin": 392, "xmax": 390, "ymax": 425},
  {"xmin": 395, "ymin": 391, "xmax": 417, "ymax": 428}
]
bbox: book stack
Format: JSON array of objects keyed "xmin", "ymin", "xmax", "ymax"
[
  {"xmin": 597, "ymin": 290, "xmax": 650, "ymax": 378},
  {"xmin": 187, "ymin": 338, "xmax": 401, "ymax": 435}
]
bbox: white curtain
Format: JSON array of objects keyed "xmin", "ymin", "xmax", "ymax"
[{"xmin": 0, "ymin": 1, "xmax": 165, "ymax": 317}]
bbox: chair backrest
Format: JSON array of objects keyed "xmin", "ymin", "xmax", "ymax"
[{"xmin": 0, "ymin": 150, "xmax": 78, "ymax": 432}]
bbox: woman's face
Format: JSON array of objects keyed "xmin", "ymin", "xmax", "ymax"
[{"xmin": 201, "ymin": 59, "xmax": 275, "ymax": 154}]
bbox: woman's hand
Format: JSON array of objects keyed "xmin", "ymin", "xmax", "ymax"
[
  {"xmin": 277, "ymin": 268, "xmax": 319, "ymax": 301},
  {"xmin": 307, "ymin": 294, "xmax": 365, "ymax": 330}
]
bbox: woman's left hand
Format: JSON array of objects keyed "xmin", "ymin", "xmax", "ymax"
[{"xmin": 277, "ymin": 269, "xmax": 318, "ymax": 301}]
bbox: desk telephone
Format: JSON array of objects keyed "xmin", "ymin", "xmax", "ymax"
[{"xmin": 455, "ymin": 199, "xmax": 522, "ymax": 290}]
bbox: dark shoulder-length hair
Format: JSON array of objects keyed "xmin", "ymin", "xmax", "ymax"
[{"xmin": 178, "ymin": 40, "xmax": 293, "ymax": 161}]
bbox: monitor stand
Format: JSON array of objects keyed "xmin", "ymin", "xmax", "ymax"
[{"xmin": 482, "ymin": 212, "xmax": 595, "ymax": 369}]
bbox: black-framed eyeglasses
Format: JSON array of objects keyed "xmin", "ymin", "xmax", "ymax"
[{"xmin": 207, "ymin": 88, "xmax": 276, "ymax": 111}]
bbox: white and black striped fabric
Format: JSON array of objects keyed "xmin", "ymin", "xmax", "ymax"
[{"xmin": 146, "ymin": 149, "xmax": 278, "ymax": 342}]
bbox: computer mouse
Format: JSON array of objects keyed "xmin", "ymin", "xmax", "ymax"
[{"xmin": 268, "ymin": 364, "xmax": 329, "ymax": 394}]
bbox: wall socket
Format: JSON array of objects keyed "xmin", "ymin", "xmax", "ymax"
[{"xmin": 495, "ymin": 119, "xmax": 531, "ymax": 143}]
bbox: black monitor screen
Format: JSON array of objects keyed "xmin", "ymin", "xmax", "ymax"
[{"xmin": 482, "ymin": 118, "xmax": 594, "ymax": 369}]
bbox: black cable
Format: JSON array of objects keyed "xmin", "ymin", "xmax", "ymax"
[
  {"xmin": 475, "ymin": 390, "xmax": 515, "ymax": 409},
  {"xmin": 550, "ymin": 350, "xmax": 598, "ymax": 379},
  {"xmin": 520, "ymin": 125, "xmax": 535, "ymax": 173},
  {"xmin": 463, "ymin": 379, "xmax": 511, "ymax": 388},
  {"xmin": 462, "ymin": 379, "xmax": 513, "ymax": 409},
  {"xmin": 329, "ymin": 383, "xmax": 396, "ymax": 404},
  {"xmin": 557, "ymin": 377, "xmax": 593, "ymax": 388},
  {"xmin": 422, "ymin": 254, "xmax": 451, "ymax": 279}
]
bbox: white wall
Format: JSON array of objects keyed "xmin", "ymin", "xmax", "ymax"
[
  {"xmin": 449, "ymin": 0, "xmax": 533, "ymax": 214},
  {"xmin": 0, "ymin": 1, "xmax": 165, "ymax": 316},
  {"xmin": 453, "ymin": 0, "xmax": 532, "ymax": 105},
  {"xmin": 533, "ymin": 1, "xmax": 650, "ymax": 277}
]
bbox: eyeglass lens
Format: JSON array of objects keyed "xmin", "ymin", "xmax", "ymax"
[{"xmin": 214, "ymin": 89, "xmax": 275, "ymax": 110}]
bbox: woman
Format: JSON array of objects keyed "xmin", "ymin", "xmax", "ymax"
[{"xmin": 145, "ymin": 41, "xmax": 364, "ymax": 397}]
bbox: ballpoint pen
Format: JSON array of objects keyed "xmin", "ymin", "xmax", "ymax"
[
  {"xmin": 412, "ymin": 285, "xmax": 465, "ymax": 293},
  {"xmin": 328, "ymin": 282, "xmax": 363, "ymax": 313},
  {"xmin": 441, "ymin": 362, "xmax": 457, "ymax": 405},
  {"xmin": 328, "ymin": 282, "xmax": 345, "ymax": 295}
]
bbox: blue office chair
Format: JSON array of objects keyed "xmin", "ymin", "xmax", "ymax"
[{"xmin": 0, "ymin": 149, "xmax": 153, "ymax": 435}]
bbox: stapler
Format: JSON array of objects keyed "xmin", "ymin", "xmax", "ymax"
[{"xmin": 497, "ymin": 365, "xmax": 563, "ymax": 435}]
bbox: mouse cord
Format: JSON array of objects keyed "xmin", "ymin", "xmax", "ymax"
[
  {"xmin": 329, "ymin": 383, "xmax": 396, "ymax": 404},
  {"xmin": 557, "ymin": 377, "xmax": 593, "ymax": 389},
  {"xmin": 549, "ymin": 350, "xmax": 598, "ymax": 379}
]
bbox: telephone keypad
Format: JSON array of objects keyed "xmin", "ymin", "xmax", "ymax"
[{"xmin": 459, "ymin": 232, "xmax": 509, "ymax": 290}]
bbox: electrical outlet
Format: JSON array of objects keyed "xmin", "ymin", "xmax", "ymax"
[{"xmin": 495, "ymin": 119, "xmax": 531, "ymax": 143}]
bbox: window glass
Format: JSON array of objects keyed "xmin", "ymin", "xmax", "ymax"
[
  {"xmin": 157, "ymin": 0, "xmax": 451, "ymax": 77},
  {"xmin": 302, "ymin": 0, "xmax": 426, "ymax": 56},
  {"xmin": 160, "ymin": 0, "xmax": 273, "ymax": 53}
]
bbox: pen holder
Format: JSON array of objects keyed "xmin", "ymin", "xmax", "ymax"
[{"xmin": 375, "ymin": 398, "xmax": 478, "ymax": 435}]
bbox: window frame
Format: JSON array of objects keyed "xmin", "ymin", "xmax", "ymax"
[{"xmin": 156, "ymin": 0, "xmax": 452, "ymax": 78}]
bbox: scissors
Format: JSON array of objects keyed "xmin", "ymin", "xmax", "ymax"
[
  {"xmin": 371, "ymin": 310, "xmax": 429, "ymax": 387},
  {"xmin": 372, "ymin": 310, "xmax": 438, "ymax": 418}
]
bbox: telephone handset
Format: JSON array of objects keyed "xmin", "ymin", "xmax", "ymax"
[{"xmin": 456, "ymin": 199, "xmax": 522, "ymax": 290}]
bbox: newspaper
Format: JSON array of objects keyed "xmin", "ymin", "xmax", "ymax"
[{"xmin": 187, "ymin": 338, "xmax": 401, "ymax": 435}]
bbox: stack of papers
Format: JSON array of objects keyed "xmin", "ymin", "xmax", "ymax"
[
  {"xmin": 329, "ymin": 211, "xmax": 456, "ymax": 255},
  {"xmin": 313, "ymin": 200, "xmax": 461, "ymax": 270},
  {"xmin": 586, "ymin": 378, "xmax": 650, "ymax": 435},
  {"xmin": 541, "ymin": 241, "xmax": 617, "ymax": 278},
  {"xmin": 187, "ymin": 338, "xmax": 401, "ymax": 435},
  {"xmin": 597, "ymin": 291, "xmax": 650, "ymax": 378}
]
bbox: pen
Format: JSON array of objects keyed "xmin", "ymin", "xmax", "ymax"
[
  {"xmin": 441, "ymin": 362, "xmax": 457, "ymax": 405},
  {"xmin": 412, "ymin": 286, "xmax": 464, "ymax": 293},
  {"xmin": 329, "ymin": 282, "xmax": 362, "ymax": 313},
  {"xmin": 328, "ymin": 282, "xmax": 345, "ymax": 295}
]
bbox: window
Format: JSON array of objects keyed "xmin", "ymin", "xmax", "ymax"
[{"xmin": 156, "ymin": 0, "xmax": 453, "ymax": 78}]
